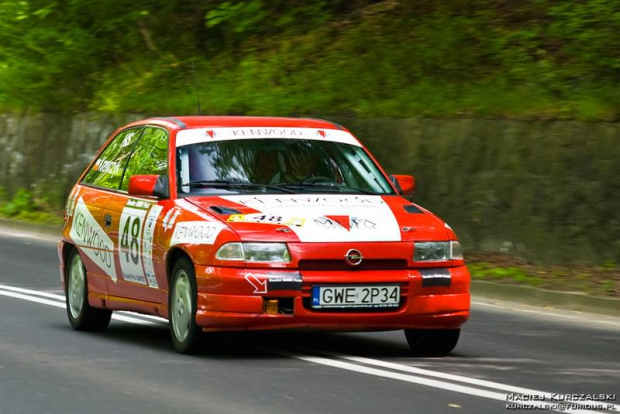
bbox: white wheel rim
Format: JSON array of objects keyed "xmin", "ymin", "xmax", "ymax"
[
  {"xmin": 68, "ymin": 254, "xmax": 85, "ymax": 319},
  {"xmin": 171, "ymin": 270, "xmax": 192, "ymax": 342}
]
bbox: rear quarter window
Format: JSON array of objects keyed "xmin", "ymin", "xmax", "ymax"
[{"xmin": 82, "ymin": 128, "xmax": 143, "ymax": 190}]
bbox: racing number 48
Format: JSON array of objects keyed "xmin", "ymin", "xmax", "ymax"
[{"xmin": 121, "ymin": 216, "xmax": 141, "ymax": 265}]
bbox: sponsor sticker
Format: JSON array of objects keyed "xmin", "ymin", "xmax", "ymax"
[
  {"xmin": 170, "ymin": 221, "xmax": 226, "ymax": 245},
  {"xmin": 65, "ymin": 187, "xmax": 80, "ymax": 218},
  {"xmin": 118, "ymin": 200, "xmax": 152, "ymax": 285},
  {"xmin": 314, "ymin": 216, "xmax": 376, "ymax": 230},
  {"xmin": 227, "ymin": 213, "xmax": 305, "ymax": 227},
  {"xmin": 70, "ymin": 197, "xmax": 117, "ymax": 281},
  {"xmin": 142, "ymin": 205, "xmax": 163, "ymax": 288},
  {"xmin": 162, "ymin": 207, "xmax": 181, "ymax": 231},
  {"xmin": 245, "ymin": 272, "xmax": 303, "ymax": 294},
  {"xmin": 420, "ymin": 268, "xmax": 452, "ymax": 287}
]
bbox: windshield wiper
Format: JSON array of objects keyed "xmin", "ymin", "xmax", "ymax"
[
  {"xmin": 182, "ymin": 180, "xmax": 296, "ymax": 194},
  {"xmin": 274, "ymin": 182, "xmax": 379, "ymax": 195}
]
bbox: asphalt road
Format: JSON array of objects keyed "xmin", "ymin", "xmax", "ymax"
[{"xmin": 1, "ymin": 230, "xmax": 619, "ymax": 414}]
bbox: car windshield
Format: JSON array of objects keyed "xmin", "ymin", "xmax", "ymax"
[{"xmin": 176, "ymin": 139, "xmax": 395, "ymax": 196}]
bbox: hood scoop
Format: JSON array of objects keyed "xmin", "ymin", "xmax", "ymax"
[
  {"xmin": 404, "ymin": 204, "xmax": 424, "ymax": 214},
  {"xmin": 209, "ymin": 205, "xmax": 242, "ymax": 215}
]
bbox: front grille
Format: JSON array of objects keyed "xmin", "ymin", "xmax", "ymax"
[{"xmin": 298, "ymin": 259, "xmax": 408, "ymax": 271}]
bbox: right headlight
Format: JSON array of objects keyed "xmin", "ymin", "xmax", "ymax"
[
  {"xmin": 414, "ymin": 241, "xmax": 463, "ymax": 262},
  {"xmin": 216, "ymin": 242, "xmax": 291, "ymax": 263}
]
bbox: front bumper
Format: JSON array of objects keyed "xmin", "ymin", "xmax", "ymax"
[{"xmin": 194, "ymin": 265, "xmax": 470, "ymax": 332}]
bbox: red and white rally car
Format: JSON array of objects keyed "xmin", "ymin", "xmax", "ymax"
[{"xmin": 59, "ymin": 116, "xmax": 470, "ymax": 354}]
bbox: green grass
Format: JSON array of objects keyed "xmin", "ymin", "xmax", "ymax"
[
  {"xmin": 469, "ymin": 263, "xmax": 544, "ymax": 286},
  {"xmin": 468, "ymin": 255, "xmax": 619, "ymax": 298},
  {"xmin": 0, "ymin": 187, "xmax": 63, "ymax": 226}
]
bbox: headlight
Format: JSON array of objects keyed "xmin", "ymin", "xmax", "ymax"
[
  {"xmin": 216, "ymin": 242, "xmax": 291, "ymax": 263},
  {"xmin": 414, "ymin": 241, "xmax": 463, "ymax": 262}
]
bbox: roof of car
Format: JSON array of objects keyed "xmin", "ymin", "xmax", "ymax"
[{"xmin": 143, "ymin": 116, "xmax": 345, "ymax": 131}]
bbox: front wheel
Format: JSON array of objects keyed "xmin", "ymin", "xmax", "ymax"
[
  {"xmin": 169, "ymin": 258, "xmax": 202, "ymax": 354},
  {"xmin": 65, "ymin": 249, "xmax": 112, "ymax": 331},
  {"xmin": 404, "ymin": 328, "xmax": 460, "ymax": 356}
]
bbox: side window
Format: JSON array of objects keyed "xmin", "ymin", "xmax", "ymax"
[
  {"xmin": 120, "ymin": 127, "xmax": 169, "ymax": 191},
  {"xmin": 82, "ymin": 128, "xmax": 144, "ymax": 190}
]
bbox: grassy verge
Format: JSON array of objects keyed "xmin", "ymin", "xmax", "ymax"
[
  {"xmin": 0, "ymin": 188, "xmax": 64, "ymax": 226},
  {"xmin": 467, "ymin": 252, "xmax": 619, "ymax": 298}
]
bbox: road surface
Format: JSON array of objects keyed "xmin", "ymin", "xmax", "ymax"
[{"xmin": 1, "ymin": 231, "xmax": 618, "ymax": 414}]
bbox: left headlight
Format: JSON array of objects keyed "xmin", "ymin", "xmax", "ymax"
[
  {"xmin": 414, "ymin": 241, "xmax": 463, "ymax": 262},
  {"xmin": 216, "ymin": 242, "xmax": 291, "ymax": 263}
]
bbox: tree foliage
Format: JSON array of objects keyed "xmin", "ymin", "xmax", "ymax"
[{"xmin": 0, "ymin": 0, "xmax": 619, "ymax": 119}]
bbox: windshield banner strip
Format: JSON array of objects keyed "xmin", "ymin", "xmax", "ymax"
[{"xmin": 175, "ymin": 127, "xmax": 361, "ymax": 147}]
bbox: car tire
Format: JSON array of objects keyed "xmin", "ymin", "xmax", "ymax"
[
  {"xmin": 169, "ymin": 257, "xmax": 202, "ymax": 354},
  {"xmin": 65, "ymin": 248, "xmax": 112, "ymax": 331},
  {"xmin": 404, "ymin": 328, "xmax": 460, "ymax": 356}
]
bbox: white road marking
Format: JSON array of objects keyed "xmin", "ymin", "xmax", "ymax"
[
  {"xmin": 0, "ymin": 289, "xmax": 68, "ymax": 309},
  {"xmin": 0, "ymin": 285, "xmax": 159, "ymax": 326},
  {"xmin": 0, "ymin": 284, "xmax": 614, "ymax": 413},
  {"xmin": 0, "ymin": 228, "xmax": 58, "ymax": 243},
  {"xmin": 260, "ymin": 349, "xmax": 603, "ymax": 414},
  {"xmin": 340, "ymin": 355, "xmax": 620, "ymax": 411},
  {"xmin": 0, "ymin": 285, "xmax": 168, "ymax": 323},
  {"xmin": 293, "ymin": 354, "xmax": 505, "ymax": 401},
  {"xmin": 472, "ymin": 300, "xmax": 620, "ymax": 330},
  {"xmin": 0, "ymin": 285, "xmax": 66, "ymax": 300}
]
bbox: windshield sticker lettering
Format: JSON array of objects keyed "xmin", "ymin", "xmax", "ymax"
[
  {"xmin": 121, "ymin": 131, "xmax": 137, "ymax": 147},
  {"xmin": 70, "ymin": 197, "xmax": 117, "ymax": 281},
  {"xmin": 93, "ymin": 159, "xmax": 121, "ymax": 175},
  {"xmin": 231, "ymin": 128, "xmax": 304, "ymax": 138},
  {"xmin": 176, "ymin": 128, "xmax": 360, "ymax": 147},
  {"xmin": 227, "ymin": 214, "xmax": 305, "ymax": 227},
  {"xmin": 170, "ymin": 221, "xmax": 225, "ymax": 245},
  {"xmin": 142, "ymin": 204, "xmax": 163, "ymax": 288},
  {"xmin": 118, "ymin": 200, "xmax": 154, "ymax": 285},
  {"xmin": 227, "ymin": 195, "xmax": 385, "ymax": 209}
]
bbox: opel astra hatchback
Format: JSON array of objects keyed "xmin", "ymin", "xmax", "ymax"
[{"xmin": 59, "ymin": 116, "xmax": 470, "ymax": 354}]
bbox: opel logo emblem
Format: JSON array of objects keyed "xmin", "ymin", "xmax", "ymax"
[{"xmin": 345, "ymin": 249, "xmax": 363, "ymax": 266}]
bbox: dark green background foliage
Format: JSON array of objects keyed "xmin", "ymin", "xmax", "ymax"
[
  {"xmin": 1, "ymin": 0, "xmax": 619, "ymax": 119},
  {"xmin": 339, "ymin": 118, "xmax": 620, "ymax": 264}
]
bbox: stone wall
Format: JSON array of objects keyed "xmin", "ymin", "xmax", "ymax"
[{"xmin": 1, "ymin": 113, "xmax": 618, "ymax": 264}]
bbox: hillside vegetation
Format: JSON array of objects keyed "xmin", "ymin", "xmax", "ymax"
[{"xmin": 1, "ymin": 0, "xmax": 619, "ymax": 119}]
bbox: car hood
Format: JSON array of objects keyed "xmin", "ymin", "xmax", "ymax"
[{"xmin": 186, "ymin": 194, "xmax": 449, "ymax": 243}]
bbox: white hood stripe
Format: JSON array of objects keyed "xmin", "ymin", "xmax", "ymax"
[{"xmin": 221, "ymin": 195, "xmax": 401, "ymax": 242}]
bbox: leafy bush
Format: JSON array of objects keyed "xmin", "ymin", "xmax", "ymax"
[
  {"xmin": 1, "ymin": 0, "xmax": 619, "ymax": 119},
  {"xmin": 0, "ymin": 188, "xmax": 63, "ymax": 224}
]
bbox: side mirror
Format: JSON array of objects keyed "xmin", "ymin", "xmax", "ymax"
[
  {"xmin": 390, "ymin": 175, "xmax": 415, "ymax": 196},
  {"xmin": 128, "ymin": 175, "xmax": 169, "ymax": 198}
]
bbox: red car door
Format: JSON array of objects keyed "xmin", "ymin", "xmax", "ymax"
[
  {"xmin": 73, "ymin": 127, "xmax": 146, "ymax": 297},
  {"xmin": 104, "ymin": 126, "xmax": 170, "ymax": 306}
]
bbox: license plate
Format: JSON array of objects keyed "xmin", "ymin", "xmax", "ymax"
[{"xmin": 311, "ymin": 285, "xmax": 400, "ymax": 309}]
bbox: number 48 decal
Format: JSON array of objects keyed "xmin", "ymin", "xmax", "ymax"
[
  {"xmin": 121, "ymin": 216, "xmax": 141, "ymax": 265},
  {"xmin": 118, "ymin": 200, "xmax": 162, "ymax": 287}
]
